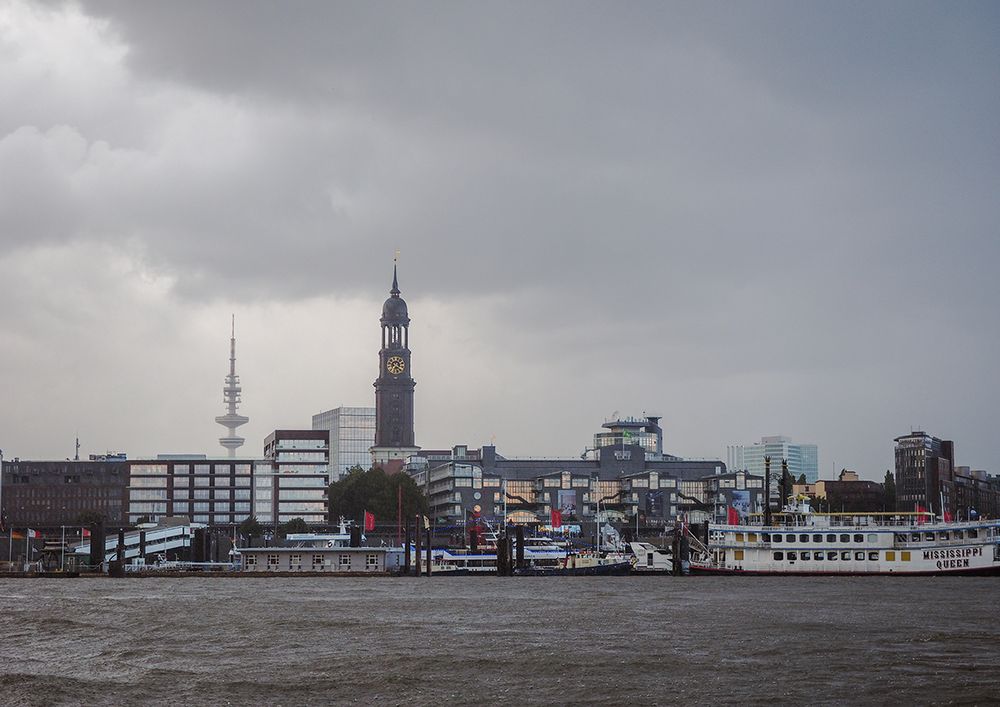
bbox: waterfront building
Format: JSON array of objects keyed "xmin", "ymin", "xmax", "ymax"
[
  {"xmin": 894, "ymin": 431, "xmax": 954, "ymax": 514},
  {"xmin": 1, "ymin": 458, "xmax": 128, "ymax": 530},
  {"xmin": 405, "ymin": 437, "xmax": 727, "ymax": 530},
  {"xmin": 312, "ymin": 406, "xmax": 376, "ymax": 481},
  {"xmin": 727, "ymin": 436, "xmax": 819, "ymax": 484},
  {"xmin": 806, "ymin": 469, "xmax": 887, "ymax": 513},
  {"xmin": 239, "ymin": 546, "xmax": 400, "ymax": 573},
  {"xmin": 126, "ymin": 456, "xmax": 257, "ymax": 527},
  {"xmin": 214, "ymin": 316, "xmax": 250, "ymax": 457},
  {"xmin": 260, "ymin": 429, "xmax": 330, "ymax": 526},
  {"xmin": 370, "ymin": 264, "xmax": 420, "ymax": 470}
]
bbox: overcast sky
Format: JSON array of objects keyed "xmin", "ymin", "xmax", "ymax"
[{"xmin": 1, "ymin": 1, "xmax": 997, "ymax": 478}]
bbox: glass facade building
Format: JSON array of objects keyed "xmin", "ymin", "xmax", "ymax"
[
  {"xmin": 261, "ymin": 430, "xmax": 330, "ymax": 526},
  {"xmin": 727, "ymin": 436, "xmax": 820, "ymax": 487},
  {"xmin": 312, "ymin": 407, "xmax": 376, "ymax": 480}
]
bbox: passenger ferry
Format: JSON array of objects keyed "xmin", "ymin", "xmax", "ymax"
[{"xmin": 692, "ymin": 497, "xmax": 1000, "ymax": 576}]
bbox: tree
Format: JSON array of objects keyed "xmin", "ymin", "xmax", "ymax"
[
  {"xmin": 328, "ymin": 466, "xmax": 427, "ymax": 526},
  {"xmin": 239, "ymin": 515, "xmax": 264, "ymax": 539},
  {"xmin": 277, "ymin": 517, "xmax": 309, "ymax": 538},
  {"xmin": 883, "ymin": 470, "xmax": 897, "ymax": 510}
]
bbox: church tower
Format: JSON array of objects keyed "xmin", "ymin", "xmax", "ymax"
[{"xmin": 370, "ymin": 263, "xmax": 420, "ymax": 468}]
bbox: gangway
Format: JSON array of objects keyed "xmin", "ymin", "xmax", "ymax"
[{"xmin": 69, "ymin": 521, "xmax": 204, "ymax": 564}]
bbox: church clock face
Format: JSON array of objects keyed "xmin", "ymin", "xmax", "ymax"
[{"xmin": 386, "ymin": 355, "xmax": 405, "ymax": 375}]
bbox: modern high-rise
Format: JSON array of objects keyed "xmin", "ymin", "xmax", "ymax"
[
  {"xmin": 312, "ymin": 406, "xmax": 376, "ymax": 480},
  {"xmin": 893, "ymin": 431, "xmax": 953, "ymax": 515},
  {"xmin": 260, "ymin": 430, "xmax": 330, "ymax": 526},
  {"xmin": 727, "ymin": 436, "xmax": 819, "ymax": 484}
]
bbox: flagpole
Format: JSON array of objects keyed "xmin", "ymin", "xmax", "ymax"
[
  {"xmin": 24, "ymin": 528, "xmax": 29, "ymax": 572},
  {"xmin": 61, "ymin": 526, "xmax": 66, "ymax": 571}
]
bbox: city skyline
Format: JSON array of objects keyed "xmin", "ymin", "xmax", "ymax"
[{"xmin": 1, "ymin": 2, "xmax": 998, "ymax": 480}]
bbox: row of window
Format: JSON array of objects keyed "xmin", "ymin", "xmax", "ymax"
[
  {"xmin": 772, "ymin": 550, "xmax": 912, "ymax": 562},
  {"xmin": 247, "ymin": 553, "xmax": 379, "ymax": 568},
  {"xmin": 735, "ymin": 529, "xmax": 983, "ymax": 544}
]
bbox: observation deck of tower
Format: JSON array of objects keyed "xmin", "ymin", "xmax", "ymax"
[{"xmin": 215, "ymin": 315, "xmax": 249, "ymax": 456}]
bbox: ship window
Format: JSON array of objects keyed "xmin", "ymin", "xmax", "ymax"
[
  {"xmin": 827, "ymin": 534, "xmax": 836, "ymax": 542},
  {"xmin": 894, "ymin": 534, "xmax": 907, "ymax": 543},
  {"xmin": 799, "ymin": 534, "xmax": 809, "ymax": 543},
  {"xmin": 867, "ymin": 534, "xmax": 877, "ymax": 543},
  {"xmin": 868, "ymin": 551, "xmax": 879, "ymax": 561},
  {"xmin": 925, "ymin": 532, "xmax": 934, "ymax": 542},
  {"xmin": 853, "ymin": 534, "xmax": 863, "ymax": 543},
  {"xmin": 787, "ymin": 552, "xmax": 797, "ymax": 561},
  {"xmin": 748, "ymin": 533, "xmax": 758, "ymax": 543},
  {"xmin": 955, "ymin": 531, "xmax": 964, "ymax": 540},
  {"xmin": 901, "ymin": 551, "xmax": 911, "ymax": 561},
  {"xmin": 886, "ymin": 551, "xmax": 896, "ymax": 561},
  {"xmin": 813, "ymin": 552, "xmax": 822, "ymax": 561},
  {"xmin": 773, "ymin": 552, "xmax": 784, "ymax": 561},
  {"xmin": 911, "ymin": 532, "xmax": 920, "ymax": 542},
  {"xmin": 786, "ymin": 535, "xmax": 796, "ymax": 543},
  {"xmin": 940, "ymin": 531, "xmax": 950, "ymax": 540},
  {"xmin": 840, "ymin": 534, "xmax": 850, "ymax": 543},
  {"xmin": 813, "ymin": 534, "xmax": 823, "ymax": 542},
  {"xmin": 967, "ymin": 529, "xmax": 978, "ymax": 539},
  {"xmin": 800, "ymin": 551, "xmax": 811, "ymax": 561},
  {"xmin": 827, "ymin": 551, "xmax": 838, "ymax": 560},
  {"xmin": 841, "ymin": 551, "xmax": 851, "ymax": 560},
  {"xmin": 735, "ymin": 533, "xmax": 744, "ymax": 542},
  {"xmin": 734, "ymin": 550, "xmax": 744, "ymax": 561},
  {"xmin": 761, "ymin": 533, "xmax": 771, "ymax": 543},
  {"xmin": 855, "ymin": 552, "xmax": 866, "ymax": 561}
]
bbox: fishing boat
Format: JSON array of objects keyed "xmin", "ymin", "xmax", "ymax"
[{"xmin": 691, "ymin": 496, "xmax": 1000, "ymax": 576}]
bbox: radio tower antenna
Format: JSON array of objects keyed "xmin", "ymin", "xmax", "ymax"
[{"xmin": 215, "ymin": 315, "xmax": 249, "ymax": 457}]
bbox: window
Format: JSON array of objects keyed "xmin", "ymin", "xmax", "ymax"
[
  {"xmin": 812, "ymin": 534, "xmax": 823, "ymax": 542},
  {"xmin": 786, "ymin": 535, "xmax": 796, "ymax": 543},
  {"xmin": 925, "ymin": 532, "xmax": 934, "ymax": 542},
  {"xmin": 735, "ymin": 533, "xmax": 744, "ymax": 542},
  {"xmin": 773, "ymin": 552, "xmax": 784, "ymax": 561},
  {"xmin": 194, "ymin": 476, "xmax": 211, "ymax": 487},
  {"xmin": 827, "ymin": 551, "xmax": 838, "ymax": 560},
  {"xmin": 366, "ymin": 554, "xmax": 378, "ymax": 568},
  {"xmin": 747, "ymin": 533, "xmax": 757, "ymax": 543},
  {"xmin": 911, "ymin": 532, "xmax": 920, "ymax": 542},
  {"xmin": 762, "ymin": 533, "xmax": 770, "ymax": 543},
  {"xmin": 826, "ymin": 534, "xmax": 836, "ymax": 542},
  {"xmin": 290, "ymin": 554, "xmax": 302, "ymax": 567},
  {"xmin": 734, "ymin": 550, "xmax": 744, "ymax": 561},
  {"xmin": 967, "ymin": 529, "xmax": 978, "ymax": 539},
  {"xmin": 267, "ymin": 554, "xmax": 279, "ymax": 567},
  {"xmin": 901, "ymin": 551, "xmax": 911, "ymax": 561},
  {"xmin": 841, "ymin": 551, "xmax": 851, "ymax": 560},
  {"xmin": 246, "ymin": 555, "xmax": 257, "ymax": 567},
  {"xmin": 940, "ymin": 531, "xmax": 950, "ymax": 540},
  {"xmin": 867, "ymin": 534, "xmax": 877, "ymax": 543},
  {"xmin": 339, "ymin": 555, "xmax": 350, "ymax": 567},
  {"xmin": 801, "ymin": 551, "xmax": 811, "ymax": 561},
  {"xmin": 853, "ymin": 534, "xmax": 863, "ymax": 543},
  {"xmin": 787, "ymin": 552, "xmax": 797, "ymax": 561},
  {"xmin": 814, "ymin": 553, "xmax": 823, "ymax": 561},
  {"xmin": 886, "ymin": 551, "xmax": 896, "ymax": 561},
  {"xmin": 855, "ymin": 552, "xmax": 866, "ymax": 561},
  {"xmin": 955, "ymin": 531, "xmax": 964, "ymax": 540},
  {"xmin": 868, "ymin": 552, "xmax": 879, "ymax": 561},
  {"xmin": 840, "ymin": 534, "xmax": 850, "ymax": 543},
  {"xmin": 799, "ymin": 534, "xmax": 809, "ymax": 543},
  {"xmin": 312, "ymin": 555, "xmax": 324, "ymax": 568}
]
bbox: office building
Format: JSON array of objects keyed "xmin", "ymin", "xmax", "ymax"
[
  {"xmin": 893, "ymin": 431, "xmax": 954, "ymax": 514},
  {"xmin": 727, "ymin": 436, "xmax": 820, "ymax": 484},
  {"xmin": 260, "ymin": 430, "xmax": 330, "ymax": 526},
  {"xmin": 1, "ymin": 458, "xmax": 128, "ymax": 530},
  {"xmin": 312, "ymin": 406, "xmax": 376, "ymax": 480}
]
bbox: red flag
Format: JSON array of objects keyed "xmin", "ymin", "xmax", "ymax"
[
  {"xmin": 943, "ymin": 510, "xmax": 953, "ymax": 522},
  {"xmin": 915, "ymin": 505, "xmax": 928, "ymax": 524},
  {"xmin": 727, "ymin": 506, "xmax": 740, "ymax": 525},
  {"xmin": 364, "ymin": 511, "xmax": 375, "ymax": 532},
  {"xmin": 551, "ymin": 508, "xmax": 562, "ymax": 529},
  {"xmin": 82, "ymin": 528, "xmax": 91, "ymax": 538}
]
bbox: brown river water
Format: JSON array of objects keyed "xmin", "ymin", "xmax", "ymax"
[{"xmin": 0, "ymin": 576, "xmax": 996, "ymax": 705}]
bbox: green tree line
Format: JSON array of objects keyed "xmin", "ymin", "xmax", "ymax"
[{"xmin": 328, "ymin": 465, "xmax": 427, "ymax": 526}]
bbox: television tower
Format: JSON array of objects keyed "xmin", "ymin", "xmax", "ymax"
[{"xmin": 215, "ymin": 315, "xmax": 249, "ymax": 457}]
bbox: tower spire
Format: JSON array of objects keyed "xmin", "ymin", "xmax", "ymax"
[
  {"xmin": 215, "ymin": 314, "xmax": 249, "ymax": 457},
  {"xmin": 391, "ymin": 257, "xmax": 400, "ymax": 296}
]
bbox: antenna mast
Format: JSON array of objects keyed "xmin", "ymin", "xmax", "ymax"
[{"xmin": 215, "ymin": 315, "xmax": 249, "ymax": 457}]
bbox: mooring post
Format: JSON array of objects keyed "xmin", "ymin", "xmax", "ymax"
[
  {"xmin": 425, "ymin": 527, "xmax": 432, "ymax": 577},
  {"xmin": 404, "ymin": 524, "xmax": 411, "ymax": 575},
  {"xmin": 415, "ymin": 515, "xmax": 422, "ymax": 577}
]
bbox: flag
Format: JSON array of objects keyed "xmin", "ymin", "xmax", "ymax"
[
  {"xmin": 943, "ymin": 510, "xmax": 953, "ymax": 523},
  {"xmin": 915, "ymin": 505, "xmax": 928, "ymax": 524},
  {"xmin": 623, "ymin": 430, "xmax": 633, "ymax": 440},
  {"xmin": 82, "ymin": 528, "xmax": 91, "ymax": 538},
  {"xmin": 727, "ymin": 506, "xmax": 740, "ymax": 525},
  {"xmin": 26, "ymin": 529, "xmax": 37, "ymax": 539},
  {"xmin": 551, "ymin": 508, "xmax": 562, "ymax": 529},
  {"xmin": 364, "ymin": 511, "xmax": 375, "ymax": 532}
]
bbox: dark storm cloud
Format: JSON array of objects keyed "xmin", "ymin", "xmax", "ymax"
[{"xmin": 2, "ymin": 1, "xmax": 998, "ymax": 471}]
